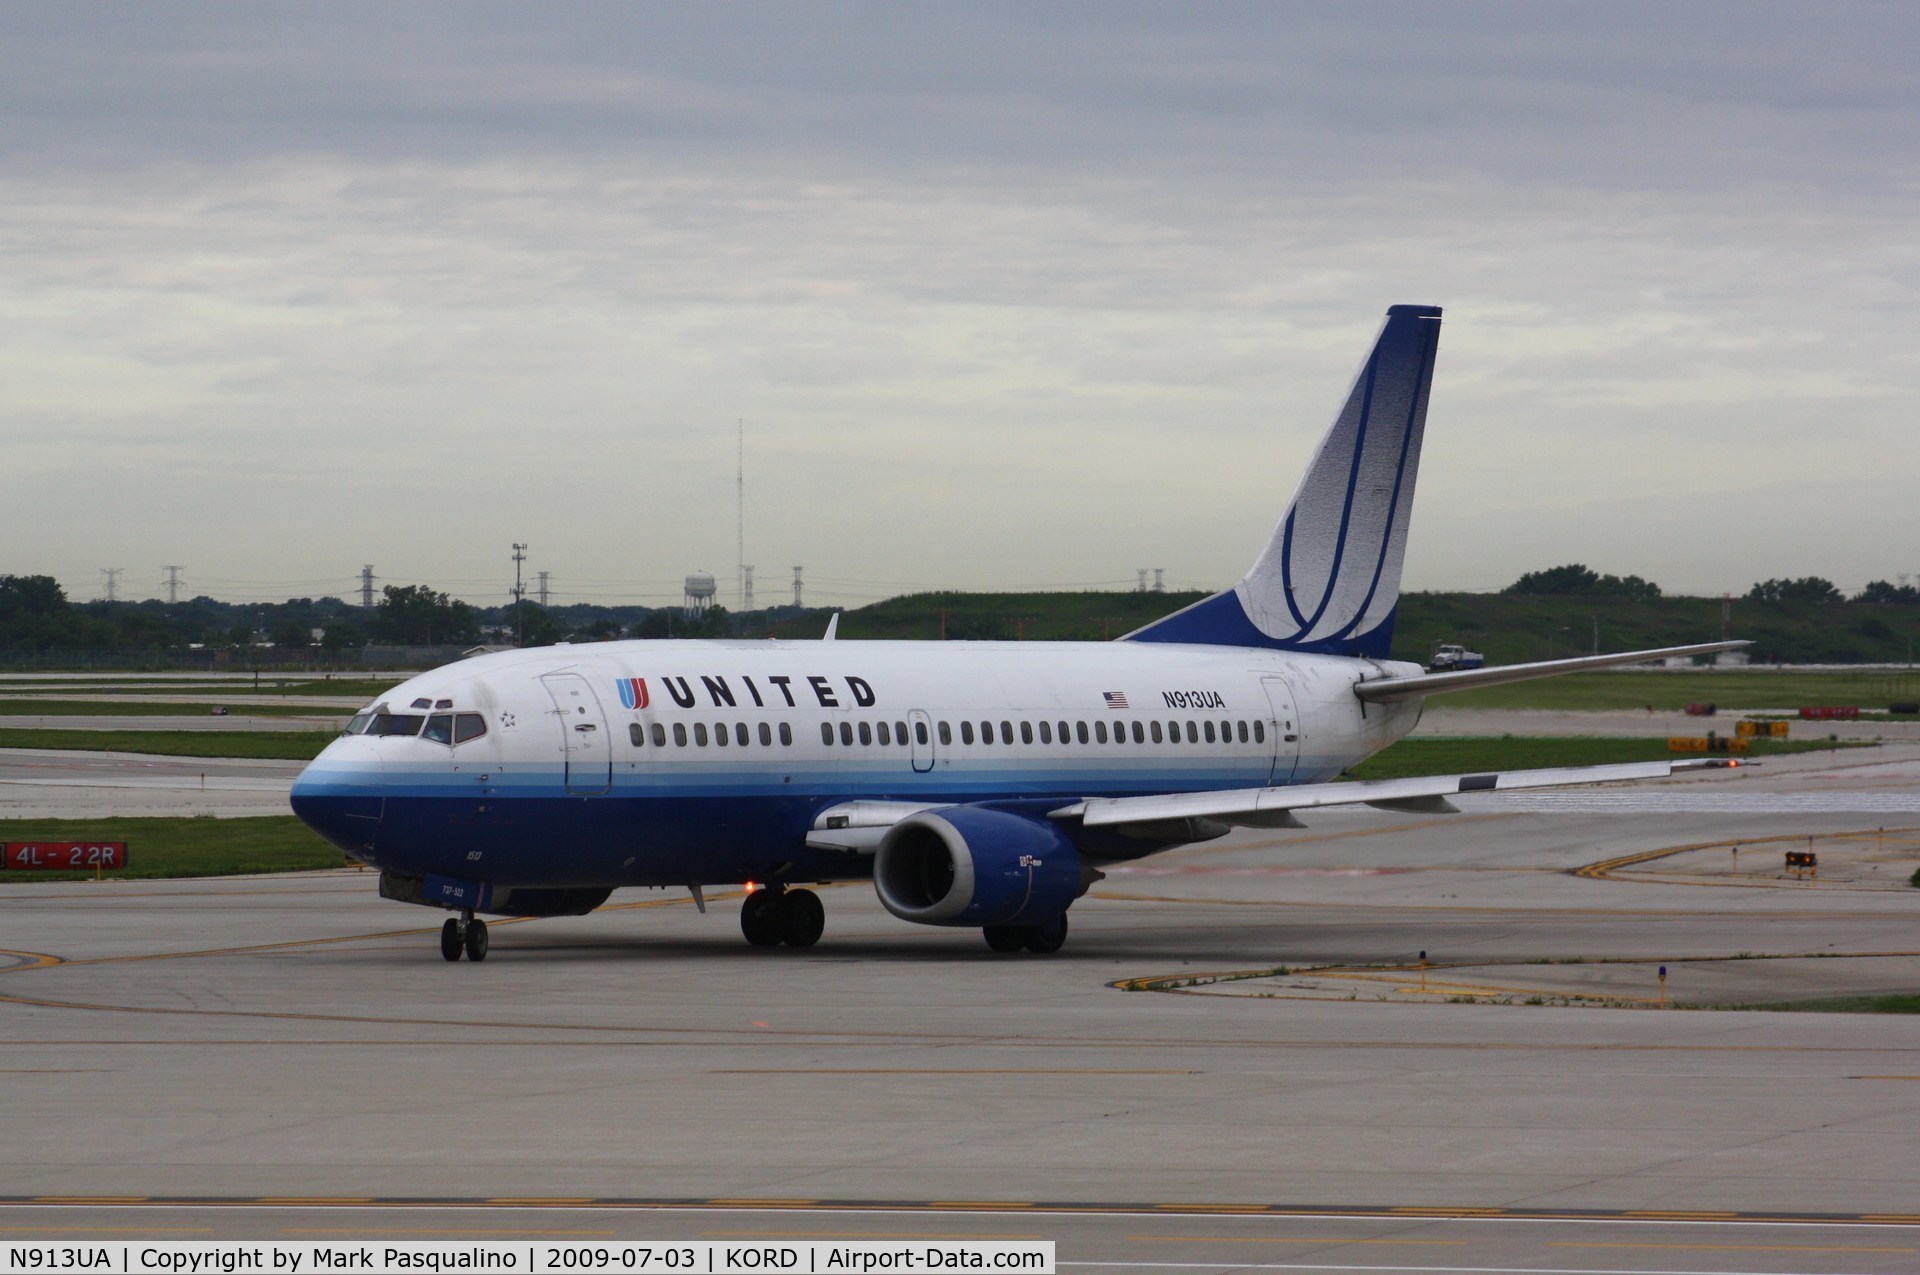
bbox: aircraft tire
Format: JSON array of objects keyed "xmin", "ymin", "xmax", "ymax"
[
  {"xmin": 1024, "ymin": 914, "xmax": 1068, "ymax": 955},
  {"xmin": 440, "ymin": 918, "xmax": 463, "ymax": 962},
  {"xmin": 464, "ymin": 918, "xmax": 489, "ymax": 962},
  {"xmin": 779, "ymin": 889, "xmax": 825, "ymax": 947},
  {"xmin": 982, "ymin": 926, "xmax": 1027, "ymax": 953},
  {"xmin": 740, "ymin": 890, "xmax": 783, "ymax": 947}
]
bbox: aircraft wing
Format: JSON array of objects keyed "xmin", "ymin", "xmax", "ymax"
[
  {"xmin": 1050, "ymin": 757, "xmax": 1741, "ymax": 834},
  {"xmin": 1352, "ymin": 641, "xmax": 1750, "ymax": 703}
]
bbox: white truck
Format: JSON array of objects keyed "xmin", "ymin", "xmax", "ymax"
[{"xmin": 1429, "ymin": 642, "xmax": 1485, "ymax": 672}]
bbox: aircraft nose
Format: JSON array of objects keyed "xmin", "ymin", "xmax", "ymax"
[{"xmin": 290, "ymin": 737, "xmax": 385, "ymax": 854}]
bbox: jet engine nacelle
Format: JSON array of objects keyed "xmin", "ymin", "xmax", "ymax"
[{"xmin": 873, "ymin": 806, "xmax": 1084, "ymax": 927}]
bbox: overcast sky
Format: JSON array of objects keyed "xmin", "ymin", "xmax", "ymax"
[{"xmin": 4, "ymin": 3, "xmax": 1915, "ymax": 610}]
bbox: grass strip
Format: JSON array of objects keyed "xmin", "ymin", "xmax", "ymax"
[
  {"xmin": 1749, "ymin": 994, "xmax": 1920, "ymax": 1014},
  {"xmin": 0, "ymin": 728, "xmax": 332, "ymax": 760},
  {"xmin": 1347, "ymin": 735, "xmax": 1871, "ymax": 780},
  {"xmin": 0, "ymin": 698, "xmax": 347, "ymax": 718},
  {"xmin": 0, "ymin": 815, "xmax": 345, "ymax": 881},
  {"xmin": 1442, "ymin": 669, "xmax": 1920, "ymax": 712},
  {"xmin": 0, "ymin": 679, "xmax": 397, "ymax": 698}
]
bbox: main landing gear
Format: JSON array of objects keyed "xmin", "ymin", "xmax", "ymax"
[
  {"xmin": 740, "ymin": 886, "xmax": 826, "ymax": 949},
  {"xmin": 440, "ymin": 911, "xmax": 489, "ymax": 962},
  {"xmin": 982, "ymin": 913, "xmax": 1068, "ymax": 955}
]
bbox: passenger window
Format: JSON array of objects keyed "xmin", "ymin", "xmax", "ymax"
[
  {"xmin": 454, "ymin": 713, "xmax": 487, "ymax": 744},
  {"xmin": 629, "ymin": 722, "xmax": 646, "ymax": 747},
  {"xmin": 714, "ymin": 722, "xmax": 728, "ymax": 747},
  {"xmin": 1057, "ymin": 720, "xmax": 1069, "ymax": 744},
  {"xmin": 1076, "ymin": 721, "xmax": 1089, "ymax": 744},
  {"xmin": 1038, "ymin": 721, "xmax": 1052, "ymax": 744},
  {"xmin": 961, "ymin": 721, "xmax": 975, "ymax": 745},
  {"xmin": 918, "ymin": 721, "xmax": 931, "ymax": 746},
  {"xmin": 1254, "ymin": 721, "xmax": 1266, "ymax": 743},
  {"xmin": 876, "ymin": 722, "xmax": 890, "ymax": 746},
  {"xmin": 1203, "ymin": 720, "xmax": 1216, "ymax": 744},
  {"xmin": 981, "ymin": 721, "xmax": 994, "ymax": 744},
  {"xmin": 895, "ymin": 720, "xmax": 908, "ymax": 744},
  {"xmin": 735, "ymin": 723, "xmax": 749, "ymax": 746},
  {"xmin": 779, "ymin": 722, "xmax": 793, "ymax": 746},
  {"xmin": 1186, "ymin": 721, "xmax": 1199, "ymax": 743},
  {"xmin": 673, "ymin": 723, "xmax": 688, "ymax": 747},
  {"xmin": 652, "ymin": 723, "xmax": 667, "ymax": 747},
  {"xmin": 859, "ymin": 722, "xmax": 873, "ymax": 746},
  {"xmin": 1020, "ymin": 721, "xmax": 1033, "ymax": 745},
  {"xmin": 694, "ymin": 723, "xmax": 709, "ymax": 746},
  {"xmin": 1150, "ymin": 721, "xmax": 1163, "ymax": 744},
  {"xmin": 840, "ymin": 722, "xmax": 854, "ymax": 746},
  {"xmin": 1238, "ymin": 720, "xmax": 1249, "ymax": 743},
  {"xmin": 934, "ymin": 721, "xmax": 948, "ymax": 746},
  {"xmin": 1094, "ymin": 720, "xmax": 1108, "ymax": 744},
  {"xmin": 422, "ymin": 713, "xmax": 454, "ymax": 744},
  {"xmin": 758, "ymin": 722, "xmax": 772, "ymax": 746},
  {"xmin": 821, "ymin": 722, "xmax": 834, "ymax": 745}
]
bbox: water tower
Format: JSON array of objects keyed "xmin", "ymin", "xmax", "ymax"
[{"xmin": 683, "ymin": 571, "xmax": 717, "ymax": 619}]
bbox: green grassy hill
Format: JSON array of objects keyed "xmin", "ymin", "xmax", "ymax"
[{"xmin": 817, "ymin": 589, "xmax": 1920, "ymax": 667}]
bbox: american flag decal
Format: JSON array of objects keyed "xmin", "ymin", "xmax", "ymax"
[
  {"xmin": 615, "ymin": 677, "xmax": 649, "ymax": 710},
  {"xmin": 1102, "ymin": 691, "xmax": 1129, "ymax": 709}
]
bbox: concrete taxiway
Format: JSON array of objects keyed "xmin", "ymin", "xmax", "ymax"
[
  {"xmin": 3, "ymin": 740, "xmax": 1919, "ymax": 1272},
  {"xmin": 0, "ymin": 749, "xmax": 302, "ymax": 818}
]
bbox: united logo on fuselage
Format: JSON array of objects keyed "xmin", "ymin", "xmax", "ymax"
[{"xmin": 615, "ymin": 677, "xmax": 649, "ymax": 710}]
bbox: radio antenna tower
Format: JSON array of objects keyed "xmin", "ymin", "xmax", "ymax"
[
  {"xmin": 736, "ymin": 418, "xmax": 746, "ymax": 611},
  {"xmin": 100, "ymin": 568, "xmax": 122, "ymax": 602},
  {"xmin": 161, "ymin": 565, "xmax": 185, "ymax": 604},
  {"xmin": 359, "ymin": 565, "xmax": 377, "ymax": 608}
]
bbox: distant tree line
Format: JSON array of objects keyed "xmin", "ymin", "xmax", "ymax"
[
  {"xmin": 0, "ymin": 574, "xmax": 811, "ymax": 655},
  {"xmin": 1505, "ymin": 565, "xmax": 1917, "ymax": 607}
]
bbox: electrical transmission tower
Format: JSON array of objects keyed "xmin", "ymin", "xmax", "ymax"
[
  {"xmin": 100, "ymin": 568, "xmax": 122, "ymax": 601},
  {"xmin": 792, "ymin": 566, "xmax": 804, "ymax": 609},
  {"xmin": 743, "ymin": 565, "xmax": 754, "ymax": 612},
  {"xmin": 536, "ymin": 571, "xmax": 550, "ymax": 607},
  {"xmin": 359, "ymin": 565, "xmax": 377, "ymax": 608},
  {"xmin": 161, "ymin": 566, "xmax": 185, "ymax": 604},
  {"xmin": 511, "ymin": 544, "xmax": 528, "ymax": 645}
]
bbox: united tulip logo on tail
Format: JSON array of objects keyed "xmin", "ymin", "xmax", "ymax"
[{"xmin": 615, "ymin": 677, "xmax": 649, "ymax": 710}]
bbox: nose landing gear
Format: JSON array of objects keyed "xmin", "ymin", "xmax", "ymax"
[
  {"xmin": 740, "ymin": 886, "xmax": 825, "ymax": 948},
  {"xmin": 440, "ymin": 911, "xmax": 489, "ymax": 962}
]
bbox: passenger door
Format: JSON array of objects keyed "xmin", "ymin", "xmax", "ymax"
[
  {"xmin": 1261, "ymin": 674, "xmax": 1301, "ymax": 787},
  {"xmin": 542, "ymin": 673, "xmax": 612, "ymax": 795},
  {"xmin": 908, "ymin": 709, "xmax": 936, "ymax": 773}
]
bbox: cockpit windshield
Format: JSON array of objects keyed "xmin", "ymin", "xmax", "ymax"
[{"xmin": 344, "ymin": 712, "xmax": 425, "ymax": 737}]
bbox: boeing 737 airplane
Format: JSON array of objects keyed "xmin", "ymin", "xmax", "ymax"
[{"xmin": 292, "ymin": 305, "xmax": 1744, "ymax": 961}]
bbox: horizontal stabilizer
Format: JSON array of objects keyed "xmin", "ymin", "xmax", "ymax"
[
  {"xmin": 1052, "ymin": 757, "xmax": 1742, "ymax": 835},
  {"xmin": 1352, "ymin": 641, "xmax": 1751, "ymax": 704}
]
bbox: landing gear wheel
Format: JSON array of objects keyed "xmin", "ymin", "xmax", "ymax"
[
  {"xmin": 463, "ymin": 917, "xmax": 489, "ymax": 962},
  {"xmin": 740, "ymin": 889, "xmax": 783, "ymax": 947},
  {"xmin": 779, "ymin": 889, "xmax": 825, "ymax": 948},
  {"xmin": 983, "ymin": 925, "xmax": 1027, "ymax": 953},
  {"xmin": 1024, "ymin": 914, "xmax": 1068, "ymax": 954},
  {"xmin": 440, "ymin": 918, "xmax": 463, "ymax": 962}
]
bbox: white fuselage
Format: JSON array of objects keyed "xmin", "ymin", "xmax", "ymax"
[{"xmin": 292, "ymin": 639, "xmax": 1423, "ymax": 891}]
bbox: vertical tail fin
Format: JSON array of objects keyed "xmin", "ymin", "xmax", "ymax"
[{"xmin": 1126, "ymin": 304, "xmax": 1441, "ymax": 658}]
